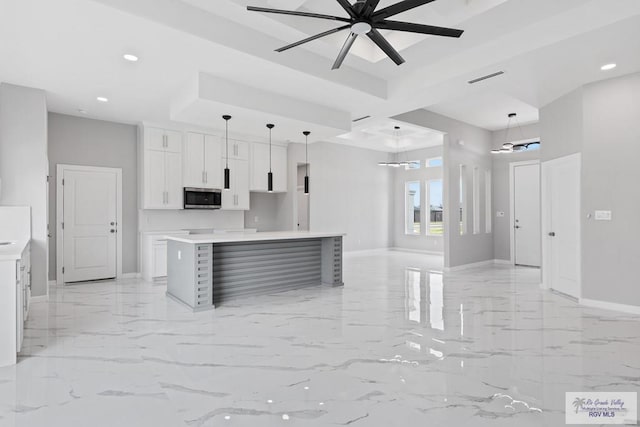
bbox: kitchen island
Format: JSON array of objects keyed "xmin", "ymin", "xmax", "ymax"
[{"xmin": 165, "ymin": 231, "xmax": 344, "ymax": 310}]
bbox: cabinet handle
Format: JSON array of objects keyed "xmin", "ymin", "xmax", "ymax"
[
  {"xmin": 166, "ymin": 191, "xmax": 169, "ymax": 205},
  {"xmin": 202, "ymin": 171, "xmax": 205, "ymax": 183},
  {"xmin": 205, "ymin": 172, "xmax": 208, "ymax": 183}
]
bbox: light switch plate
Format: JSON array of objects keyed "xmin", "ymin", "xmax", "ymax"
[
  {"xmin": 496, "ymin": 211, "xmax": 505, "ymax": 217},
  {"xmin": 594, "ymin": 210, "xmax": 612, "ymax": 221}
]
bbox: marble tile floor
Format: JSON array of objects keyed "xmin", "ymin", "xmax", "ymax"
[{"xmin": 1, "ymin": 250, "xmax": 639, "ymax": 426}]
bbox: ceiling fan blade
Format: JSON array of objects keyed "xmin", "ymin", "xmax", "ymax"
[
  {"xmin": 335, "ymin": 0, "xmax": 358, "ymax": 19},
  {"xmin": 332, "ymin": 32, "xmax": 358, "ymax": 70},
  {"xmin": 360, "ymin": 0, "xmax": 381, "ymax": 17},
  {"xmin": 247, "ymin": 6, "xmax": 351, "ymax": 23},
  {"xmin": 375, "ymin": 20, "xmax": 464, "ymax": 37},
  {"xmin": 372, "ymin": 0, "xmax": 436, "ymax": 20},
  {"xmin": 367, "ymin": 29, "xmax": 405, "ymax": 66},
  {"xmin": 276, "ymin": 25, "xmax": 351, "ymax": 52}
]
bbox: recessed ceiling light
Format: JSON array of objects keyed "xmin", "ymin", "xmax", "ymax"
[
  {"xmin": 123, "ymin": 54, "xmax": 139, "ymax": 62},
  {"xmin": 96, "ymin": 97, "xmax": 109, "ymax": 103},
  {"xmin": 601, "ymin": 63, "xmax": 616, "ymax": 71}
]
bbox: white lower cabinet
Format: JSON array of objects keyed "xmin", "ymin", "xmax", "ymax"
[
  {"xmin": 141, "ymin": 231, "xmax": 189, "ymax": 282},
  {"xmin": 221, "ymin": 158, "xmax": 250, "ymax": 210},
  {"xmin": 1, "ymin": 242, "xmax": 30, "ymax": 366}
]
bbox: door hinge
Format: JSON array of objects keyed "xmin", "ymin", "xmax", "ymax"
[
  {"xmin": 62, "ymin": 267, "xmax": 65, "ymax": 274},
  {"xmin": 61, "ymin": 222, "xmax": 64, "ymax": 230},
  {"xmin": 62, "ymin": 178, "xmax": 65, "ymax": 185}
]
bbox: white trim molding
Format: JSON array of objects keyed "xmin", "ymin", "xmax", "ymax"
[
  {"xmin": 508, "ymin": 159, "xmax": 540, "ymax": 265},
  {"xmin": 389, "ymin": 247, "xmax": 444, "ymax": 256},
  {"xmin": 120, "ymin": 272, "xmax": 141, "ymax": 279},
  {"xmin": 30, "ymin": 295, "xmax": 49, "ymax": 303},
  {"xmin": 580, "ymin": 298, "xmax": 640, "ymax": 315}
]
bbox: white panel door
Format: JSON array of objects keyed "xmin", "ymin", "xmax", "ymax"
[
  {"xmin": 204, "ymin": 134, "xmax": 222, "ymax": 189},
  {"xmin": 513, "ymin": 163, "xmax": 541, "ymax": 266},
  {"xmin": 184, "ymin": 132, "xmax": 205, "ymax": 187},
  {"xmin": 544, "ymin": 155, "xmax": 581, "ymax": 298},
  {"xmin": 165, "ymin": 151, "xmax": 183, "ymax": 209},
  {"xmin": 63, "ymin": 169, "xmax": 117, "ymax": 282}
]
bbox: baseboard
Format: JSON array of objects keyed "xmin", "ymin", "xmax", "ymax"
[
  {"xmin": 30, "ymin": 295, "xmax": 48, "ymax": 302},
  {"xmin": 120, "ymin": 272, "xmax": 141, "ymax": 279},
  {"xmin": 444, "ymin": 259, "xmax": 496, "ymax": 272},
  {"xmin": 580, "ymin": 298, "xmax": 640, "ymax": 315},
  {"xmin": 389, "ymin": 247, "xmax": 444, "ymax": 256},
  {"xmin": 48, "ymin": 280, "xmax": 57, "ymax": 287},
  {"xmin": 493, "ymin": 259, "xmax": 512, "ymax": 265}
]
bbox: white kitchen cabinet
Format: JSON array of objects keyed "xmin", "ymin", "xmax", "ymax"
[
  {"xmin": 142, "ymin": 126, "xmax": 183, "ymax": 209},
  {"xmin": 221, "ymin": 158, "xmax": 250, "ymax": 210},
  {"xmin": 141, "ymin": 231, "xmax": 189, "ymax": 282},
  {"xmin": 250, "ymin": 143, "xmax": 287, "ymax": 193},
  {"xmin": 185, "ymin": 132, "xmax": 223, "ymax": 189},
  {"xmin": 223, "ymin": 139, "xmax": 249, "ymax": 160},
  {"xmin": 145, "ymin": 127, "xmax": 182, "ymax": 153}
]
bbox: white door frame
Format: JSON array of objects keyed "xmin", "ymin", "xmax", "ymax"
[
  {"xmin": 540, "ymin": 153, "xmax": 581, "ymax": 296},
  {"xmin": 509, "ymin": 160, "xmax": 540, "ymax": 264},
  {"xmin": 56, "ymin": 164, "xmax": 123, "ymax": 285}
]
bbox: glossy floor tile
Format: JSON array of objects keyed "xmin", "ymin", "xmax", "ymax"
[{"xmin": 1, "ymin": 250, "xmax": 639, "ymax": 426}]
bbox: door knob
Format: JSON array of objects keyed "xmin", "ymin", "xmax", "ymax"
[
  {"xmin": 548, "ymin": 232, "xmax": 556, "ymax": 237},
  {"xmin": 514, "ymin": 225, "xmax": 520, "ymax": 229},
  {"xmin": 110, "ymin": 229, "xmax": 116, "ymax": 233},
  {"xmin": 110, "ymin": 222, "xmax": 115, "ymax": 226}
]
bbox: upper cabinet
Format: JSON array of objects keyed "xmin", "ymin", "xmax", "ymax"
[
  {"xmin": 250, "ymin": 143, "xmax": 287, "ymax": 193},
  {"xmin": 141, "ymin": 126, "xmax": 183, "ymax": 209},
  {"xmin": 225, "ymin": 139, "xmax": 249, "ymax": 161},
  {"xmin": 184, "ymin": 132, "xmax": 223, "ymax": 189},
  {"xmin": 221, "ymin": 158, "xmax": 250, "ymax": 210}
]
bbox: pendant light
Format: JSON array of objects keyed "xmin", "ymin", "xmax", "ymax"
[
  {"xmin": 303, "ymin": 131, "xmax": 310, "ymax": 195},
  {"xmin": 378, "ymin": 126, "xmax": 412, "ymax": 167},
  {"xmin": 223, "ymin": 115, "xmax": 231, "ymax": 190},
  {"xmin": 266, "ymin": 123, "xmax": 274, "ymax": 193},
  {"xmin": 490, "ymin": 113, "xmax": 539, "ymax": 154}
]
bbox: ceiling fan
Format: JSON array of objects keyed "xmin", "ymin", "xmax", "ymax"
[{"xmin": 247, "ymin": 0, "xmax": 464, "ymax": 70}]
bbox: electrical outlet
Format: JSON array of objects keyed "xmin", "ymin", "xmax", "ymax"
[
  {"xmin": 178, "ymin": 250, "xmax": 182, "ymax": 260},
  {"xmin": 594, "ymin": 210, "xmax": 612, "ymax": 221}
]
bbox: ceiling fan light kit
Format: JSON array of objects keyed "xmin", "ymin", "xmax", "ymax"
[{"xmin": 248, "ymin": 0, "xmax": 464, "ymax": 69}]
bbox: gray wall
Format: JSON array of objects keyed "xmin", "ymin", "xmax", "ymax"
[
  {"xmin": 281, "ymin": 142, "xmax": 393, "ymax": 252},
  {"xmin": 540, "ymin": 88, "xmax": 583, "ymax": 161},
  {"xmin": 392, "ymin": 145, "xmax": 444, "ymax": 252},
  {"xmin": 580, "ymin": 72, "xmax": 640, "ymax": 307},
  {"xmin": 394, "ymin": 109, "xmax": 494, "ymax": 268},
  {"xmin": 491, "ymin": 123, "xmax": 540, "ymax": 261},
  {"xmin": 245, "ymin": 193, "xmax": 286, "ymax": 231},
  {"xmin": 48, "ymin": 113, "xmax": 138, "ymax": 279},
  {"xmin": 0, "ymin": 83, "xmax": 49, "ymax": 296}
]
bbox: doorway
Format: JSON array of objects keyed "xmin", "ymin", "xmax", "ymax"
[
  {"xmin": 297, "ymin": 164, "xmax": 309, "ymax": 231},
  {"xmin": 510, "ymin": 161, "xmax": 541, "ymax": 267},
  {"xmin": 542, "ymin": 154, "xmax": 581, "ymax": 298},
  {"xmin": 56, "ymin": 165, "xmax": 122, "ymax": 284}
]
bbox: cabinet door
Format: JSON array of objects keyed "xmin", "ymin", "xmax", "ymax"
[
  {"xmin": 232, "ymin": 140, "xmax": 249, "ymax": 160},
  {"xmin": 235, "ymin": 159, "xmax": 250, "ymax": 210},
  {"xmin": 144, "ymin": 150, "xmax": 167, "ymax": 209},
  {"xmin": 204, "ymin": 134, "xmax": 223, "ymax": 189},
  {"xmin": 184, "ymin": 132, "xmax": 205, "ymax": 187},
  {"xmin": 16, "ymin": 263, "xmax": 23, "ymax": 352},
  {"xmin": 152, "ymin": 243, "xmax": 167, "ymax": 277},
  {"xmin": 164, "ymin": 130, "xmax": 183, "ymax": 153},
  {"xmin": 273, "ymin": 145, "xmax": 288, "ymax": 192},
  {"xmin": 250, "ymin": 143, "xmax": 269, "ymax": 191},
  {"xmin": 145, "ymin": 127, "xmax": 166, "ymax": 151},
  {"xmin": 221, "ymin": 158, "xmax": 235, "ymax": 210},
  {"xmin": 165, "ymin": 151, "xmax": 183, "ymax": 209}
]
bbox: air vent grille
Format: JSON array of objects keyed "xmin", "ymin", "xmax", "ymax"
[{"xmin": 468, "ymin": 71, "xmax": 504, "ymax": 84}]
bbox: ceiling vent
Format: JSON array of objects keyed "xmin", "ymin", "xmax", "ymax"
[
  {"xmin": 352, "ymin": 115, "xmax": 371, "ymax": 123},
  {"xmin": 468, "ymin": 71, "xmax": 504, "ymax": 84}
]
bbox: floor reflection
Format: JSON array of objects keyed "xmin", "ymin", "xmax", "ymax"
[{"xmin": 404, "ymin": 267, "xmax": 445, "ymax": 331}]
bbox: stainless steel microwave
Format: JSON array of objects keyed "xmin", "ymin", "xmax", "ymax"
[{"xmin": 183, "ymin": 187, "xmax": 222, "ymax": 209}]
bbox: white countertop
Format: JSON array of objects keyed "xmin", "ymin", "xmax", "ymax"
[
  {"xmin": 165, "ymin": 231, "xmax": 345, "ymax": 244},
  {"xmin": 0, "ymin": 240, "xmax": 29, "ymax": 261}
]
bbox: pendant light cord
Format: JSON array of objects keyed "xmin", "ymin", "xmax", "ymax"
[
  {"xmin": 305, "ymin": 134, "xmax": 308, "ymax": 176},
  {"xmin": 269, "ymin": 127, "xmax": 272, "ymax": 173},
  {"xmin": 225, "ymin": 118, "xmax": 229, "ymax": 168}
]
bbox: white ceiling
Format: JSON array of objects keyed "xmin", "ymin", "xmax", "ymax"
[
  {"xmin": 1, "ymin": 0, "xmax": 640, "ymax": 148},
  {"xmin": 334, "ymin": 118, "xmax": 444, "ymax": 152}
]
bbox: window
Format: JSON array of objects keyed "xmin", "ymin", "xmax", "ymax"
[
  {"xmin": 472, "ymin": 166, "xmax": 480, "ymax": 234},
  {"xmin": 427, "ymin": 179, "xmax": 443, "ymax": 236},
  {"xmin": 426, "ymin": 157, "xmax": 443, "ymax": 168},
  {"xmin": 405, "ymin": 160, "xmax": 421, "ymax": 170},
  {"xmin": 405, "ymin": 181, "xmax": 421, "ymax": 235},
  {"xmin": 459, "ymin": 165, "xmax": 467, "ymax": 235},
  {"xmin": 485, "ymin": 170, "xmax": 492, "ymax": 233}
]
